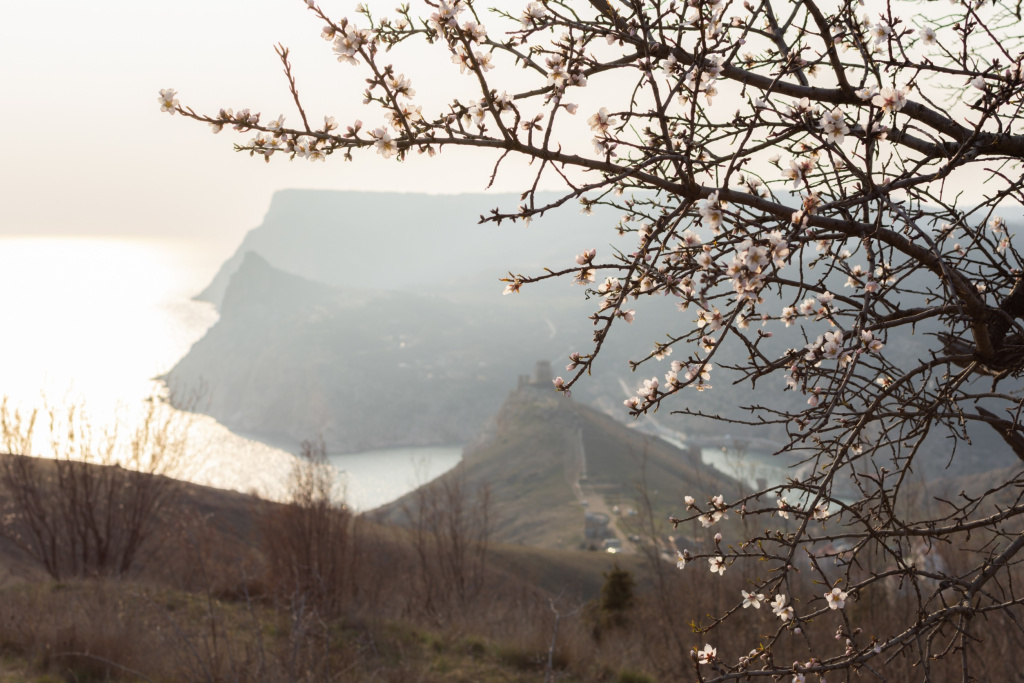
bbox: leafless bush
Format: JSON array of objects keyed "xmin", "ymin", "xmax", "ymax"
[
  {"xmin": 403, "ymin": 469, "xmax": 491, "ymax": 619},
  {"xmin": 260, "ymin": 438, "xmax": 354, "ymax": 615},
  {"xmin": 0, "ymin": 397, "xmax": 186, "ymax": 579}
]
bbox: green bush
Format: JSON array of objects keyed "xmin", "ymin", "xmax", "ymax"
[{"xmin": 600, "ymin": 564, "xmax": 635, "ymax": 615}]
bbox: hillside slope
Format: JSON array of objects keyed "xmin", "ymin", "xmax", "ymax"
[
  {"xmin": 0, "ymin": 453, "xmax": 642, "ymax": 602},
  {"xmin": 376, "ymin": 383, "xmax": 740, "ymax": 550},
  {"xmin": 168, "ymin": 253, "xmax": 602, "ymax": 451}
]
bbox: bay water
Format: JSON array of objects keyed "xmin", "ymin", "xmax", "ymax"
[{"xmin": 0, "ymin": 235, "xmax": 459, "ymax": 509}]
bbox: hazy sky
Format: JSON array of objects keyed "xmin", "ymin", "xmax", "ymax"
[
  {"xmin": 1, "ymin": 0, "xmax": 1000, "ymax": 247},
  {"xmin": 0, "ymin": 0, "xmax": 545, "ymax": 247}
]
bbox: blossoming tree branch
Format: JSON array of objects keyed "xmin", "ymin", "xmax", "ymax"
[{"xmin": 164, "ymin": 0, "xmax": 1024, "ymax": 679}]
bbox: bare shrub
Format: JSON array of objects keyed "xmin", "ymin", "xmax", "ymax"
[
  {"xmin": 0, "ymin": 397, "xmax": 186, "ymax": 579},
  {"xmin": 403, "ymin": 469, "xmax": 491, "ymax": 619},
  {"xmin": 260, "ymin": 438, "xmax": 354, "ymax": 615}
]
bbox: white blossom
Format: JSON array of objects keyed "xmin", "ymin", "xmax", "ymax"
[
  {"xmin": 575, "ymin": 248, "xmax": 597, "ymax": 265},
  {"xmin": 825, "ymin": 587, "xmax": 848, "ymax": 609},
  {"xmin": 384, "ymin": 74, "xmax": 414, "ymax": 100},
  {"xmin": 870, "ymin": 21, "xmax": 892, "ymax": 45},
  {"xmin": 684, "ymin": 362, "xmax": 713, "ymax": 384},
  {"xmin": 463, "ymin": 100, "xmax": 486, "ymax": 128},
  {"xmin": 872, "ymin": 86, "xmax": 908, "ymax": 114},
  {"xmin": 372, "ymin": 128, "xmax": 398, "ymax": 158},
  {"xmin": 771, "ymin": 594, "xmax": 794, "ymax": 621},
  {"xmin": 475, "ymin": 51, "xmax": 495, "ymax": 72},
  {"xmin": 574, "ymin": 268, "xmax": 596, "ymax": 285},
  {"xmin": 333, "ymin": 25, "xmax": 373, "ymax": 65},
  {"xmin": 266, "ymin": 114, "xmax": 285, "ymax": 132},
  {"xmin": 521, "ymin": 1, "xmax": 550, "ymax": 29},
  {"xmin": 452, "ymin": 46, "xmax": 471, "ymax": 73},
  {"xmin": 807, "ymin": 387, "xmax": 821, "ymax": 407},
  {"xmin": 461, "ymin": 19, "xmax": 487, "ymax": 42},
  {"xmin": 855, "ymin": 85, "xmax": 878, "ymax": 101},
  {"xmin": 860, "ymin": 329, "xmax": 884, "ymax": 353},
  {"xmin": 821, "ymin": 330, "xmax": 843, "ymax": 359},
  {"xmin": 820, "ymin": 108, "xmax": 849, "ymax": 145},
  {"xmin": 588, "ymin": 107, "xmax": 613, "ymax": 133},
  {"xmin": 428, "ymin": 0, "xmax": 464, "ymax": 33},
  {"xmin": 785, "ymin": 157, "xmax": 816, "ymax": 188},
  {"xmin": 698, "ymin": 192, "xmax": 725, "ymax": 232},
  {"xmin": 158, "ymin": 88, "xmax": 179, "ymax": 114},
  {"xmin": 742, "ymin": 590, "xmax": 765, "ymax": 608},
  {"xmin": 592, "ymin": 137, "xmax": 614, "ymax": 156}
]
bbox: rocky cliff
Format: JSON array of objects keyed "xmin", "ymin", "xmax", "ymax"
[{"xmin": 169, "ymin": 251, "xmax": 603, "ymax": 451}]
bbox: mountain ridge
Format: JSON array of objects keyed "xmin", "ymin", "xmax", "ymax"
[
  {"xmin": 195, "ymin": 189, "xmax": 624, "ymax": 309},
  {"xmin": 169, "ymin": 190, "xmax": 1024, "ymax": 478}
]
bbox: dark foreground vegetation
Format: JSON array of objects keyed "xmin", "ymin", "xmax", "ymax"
[{"xmin": 0, "ymin": 441, "xmax": 1021, "ymax": 682}]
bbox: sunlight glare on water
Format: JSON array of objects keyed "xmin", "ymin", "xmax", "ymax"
[
  {"xmin": 0, "ymin": 235, "xmax": 461, "ymax": 505},
  {"xmin": 1, "ymin": 237, "xmax": 213, "ymax": 405},
  {"xmin": 0, "ymin": 236, "xmax": 297, "ymax": 497}
]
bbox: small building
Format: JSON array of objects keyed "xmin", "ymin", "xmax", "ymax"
[
  {"xmin": 584, "ymin": 511, "xmax": 611, "ymax": 539},
  {"xmin": 532, "ymin": 360, "xmax": 553, "ymax": 385}
]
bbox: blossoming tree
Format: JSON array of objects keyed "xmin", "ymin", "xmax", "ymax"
[{"xmin": 163, "ymin": 0, "xmax": 1024, "ymax": 679}]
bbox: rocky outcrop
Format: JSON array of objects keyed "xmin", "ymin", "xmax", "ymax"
[{"xmin": 374, "ymin": 384, "xmax": 740, "ymax": 549}]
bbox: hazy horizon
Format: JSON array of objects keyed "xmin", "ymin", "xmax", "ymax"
[
  {"xmin": 0, "ymin": 0, "xmax": 573, "ymax": 245},
  {"xmin": 4, "ymin": 0, "xmax": 1001, "ymax": 247}
]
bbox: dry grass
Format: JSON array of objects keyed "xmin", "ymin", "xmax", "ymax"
[
  {"xmin": 0, "ymin": 528, "xmax": 1021, "ymax": 682},
  {"xmin": 0, "ymin": 449, "xmax": 1021, "ymax": 681}
]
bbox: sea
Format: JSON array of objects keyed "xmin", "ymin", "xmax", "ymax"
[{"xmin": 0, "ymin": 235, "xmax": 460, "ymax": 510}]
